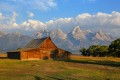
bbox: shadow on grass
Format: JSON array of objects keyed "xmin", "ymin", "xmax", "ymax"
[
  {"xmin": 63, "ymin": 59, "xmax": 120, "ymax": 67},
  {"xmin": 46, "ymin": 76, "xmax": 63, "ymax": 80},
  {"xmin": 34, "ymin": 76, "xmax": 43, "ymax": 80},
  {"xmin": 46, "ymin": 76, "xmax": 79, "ymax": 80}
]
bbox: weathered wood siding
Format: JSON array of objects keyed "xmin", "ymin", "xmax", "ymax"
[
  {"xmin": 58, "ymin": 49, "xmax": 71, "ymax": 60},
  {"xmin": 7, "ymin": 37, "xmax": 71, "ymax": 60},
  {"xmin": 39, "ymin": 38, "xmax": 57, "ymax": 49},
  {"xmin": 21, "ymin": 49, "xmax": 53, "ymax": 60}
]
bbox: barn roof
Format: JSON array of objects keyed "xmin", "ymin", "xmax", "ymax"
[
  {"xmin": 7, "ymin": 36, "xmax": 72, "ymax": 53},
  {"xmin": 23, "ymin": 37, "xmax": 48, "ymax": 49},
  {"xmin": 7, "ymin": 37, "xmax": 49, "ymax": 52}
]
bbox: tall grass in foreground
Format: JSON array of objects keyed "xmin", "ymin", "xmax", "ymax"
[{"xmin": 0, "ymin": 56, "xmax": 120, "ymax": 80}]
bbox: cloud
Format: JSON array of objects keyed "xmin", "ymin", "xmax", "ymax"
[
  {"xmin": 75, "ymin": 11, "xmax": 120, "ymax": 27},
  {"xmin": 28, "ymin": 12, "xmax": 34, "ymax": 18},
  {"xmin": 0, "ymin": 11, "xmax": 120, "ymax": 37},
  {"xmin": 21, "ymin": 19, "xmax": 46, "ymax": 31},
  {"xmin": 0, "ymin": 0, "xmax": 57, "ymax": 11},
  {"xmin": 0, "ymin": 13, "xmax": 3, "ymax": 19},
  {"xmin": 46, "ymin": 18, "xmax": 73, "ymax": 31},
  {"xmin": 0, "ymin": 12, "xmax": 20, "ymax": 30},
  {"xmin": 12, "ymin": 12, "xmax": 18, "ymax": 23}
]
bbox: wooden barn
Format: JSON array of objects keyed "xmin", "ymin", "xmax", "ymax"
[{"xmin": 7, "ymin": 37, "xmax": 71, "ymax": 60}]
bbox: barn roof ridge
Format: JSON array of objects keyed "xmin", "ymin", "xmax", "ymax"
[{"xmin": 23, "ymin": 36, "xmax": 50, "ymax": 49}]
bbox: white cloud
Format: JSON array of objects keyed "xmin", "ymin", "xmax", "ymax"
[
  {"xmin": 12, "ymin": 12, "xmax": 18, "ymax": 23},
  {"xmin": 46, "ymin": 18, "xmax": 74, "ymax": 31},
  {"xmin": 0, "ymin": 0, "xmax": 57, "ymax": 11},
  {"xmin": 0, "ymin": 11, "xmax": 20, "ymax": 30},
  {"xmin": 21, "ymin": 19, "xmax": 46, "ymax": 31},
  {"xmin": 0, "ymin": 13, "xmax": 3, "ymax": 19},
  {"xmin": 0, "ymin": 11, "xmax": 120, "ymax": 37},
  {"xmin": 33, "ymin": 0, "xmax": 57, "ymax": 11},
  {"xmin": 28, "ymin": 12, "xmax": 34, "ymax": 18}
]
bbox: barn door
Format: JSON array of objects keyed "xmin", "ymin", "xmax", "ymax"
[
  {"xmin": 42, "ymin": 50, "xmax": 50, "ymax": 60},
  {"xmin": 51, "ymin": 50, "xmax": 58, "ymax": 59}
]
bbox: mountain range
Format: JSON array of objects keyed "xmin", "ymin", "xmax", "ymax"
[
  {"xmin": 34, "ymin": 26, "xmax": 115, "ymax": 52},
  {"xmin": 0, "ymin": 31, "xmax": 32, "ymax": 52},
  {"xmin": 0, "ymin": 26, "xmax": 116, "ymax": 53}
]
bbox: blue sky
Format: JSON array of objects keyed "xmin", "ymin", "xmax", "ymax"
[
  {"xmin": 0, "ymin": 0, "xmax": 120, "ymax": 36},
  {"xmin": 0, "ymin": 0, "xmax": 120, "ymax": 21}
]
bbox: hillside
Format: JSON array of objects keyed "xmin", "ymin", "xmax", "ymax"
[{"xmin": 0, "ymin": 32, "xmax": 32, "ymax": 52}]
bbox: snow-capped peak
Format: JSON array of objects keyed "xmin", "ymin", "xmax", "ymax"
[
  {"xmin": 72, "ymin": 26, "xmax": 86, "ymax": 40},
  {"xmin": 50, "ymin": 29, "xmax": 67, "ymax": 40},
  {"xmin": 95, "ymin": 30, "xmax": 111, "ymax": 41},
  {"xmin": 34, "ymin": 29, "xmax": 49, "ymax": 39}
]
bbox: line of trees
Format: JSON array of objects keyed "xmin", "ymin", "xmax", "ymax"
[{"xmin": 80, "ymin": 38, "xmax": 120, "ymax": 57}]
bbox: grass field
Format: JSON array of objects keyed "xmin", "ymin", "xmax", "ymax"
[{"xmin": 0, "ymin": 55, "xmax": 120, "ymax": 80}]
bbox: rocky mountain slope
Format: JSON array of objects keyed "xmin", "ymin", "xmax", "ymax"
[
  {"xmin": 0, "ymin": 26, "xmax": 116, "ymax": 52},
  {"xmin": 0, "ymin": 31, "xmax": 32, "ymax": 52},
  {"xmin": 34, "ymin": 26, "xmax": 115, "ymax": 52}
]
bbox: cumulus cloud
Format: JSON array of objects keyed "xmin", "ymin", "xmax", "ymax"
[
  {"xmin": 75, "ymin": 11, "xmax": 120, "ymax": 29},
  {"xmin": 46, "ymin": 18, "xmax": 73, "ymax": 31},
  {"xmin": 0, "ymin": 12, "xmax": 19, "ymax": 30},
  {"xmin": 21, "ymin": 20, "xmax": 46, "ymax": 31},
  {"xmin": 0, "ymin": 11, "xmax": 120, "ymax": 37},
  {"xmin": 28, "ymin": 12, "xmax": 34, "ymax": 18}
]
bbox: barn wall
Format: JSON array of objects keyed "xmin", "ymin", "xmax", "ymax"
[
  {"xmin": 20, "ymin": 49, "xmax": 59, "ymax": 60},
  {"xmin": 41, "ymin": 50, "xmax": 52, "ymax": 60},
  {"xmin": 20, "ymin": 52, "xmax": 27, "ymax": 60},
  {"xmin": 20, "ymin": 49, "xmax": 53, "ymax": 60},
  {"xmin": 39, "ymin": 38, "xmax": 57, "ymax": 49},
  {"xmin": 21, "ymin": 50, "xmax": 41, "ymax": 60},
  {"xmin": 57, "ymin": 49, "xmax": 71, "ymax": 60},
  {"xmin": 7, "ymin": 49, "xmax": 71, "ymax": 60},
  {"xmin": 7, "ymin": 37, "xmax": 71, "ymax": 60}
]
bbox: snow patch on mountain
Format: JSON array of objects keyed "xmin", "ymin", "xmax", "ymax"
[
  {"xmin": 72, "ymin": 26, "xmax": 86, "ymax": 40},
  {"xmin": 34, "ymin": 30, "xmax": 49, "ymax": 39},
  {"xmin": 50, "ymin": 29, "xmax": 67, "ymax": 40},
  {"xmin": 94, "ymin": 30, "xmax": 111, "ymax": 41}
]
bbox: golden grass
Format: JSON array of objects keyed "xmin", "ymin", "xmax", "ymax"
[
  {"xmin": 71, "ymin": 55, "xmax": 120, "ymax": 62},
  {"xmin": 0, "ymin": 56, "xmax": 120, "ymax": 80}
]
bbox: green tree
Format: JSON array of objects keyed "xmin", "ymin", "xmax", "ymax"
[
  {"xmin": 108, "ymin": 38, "xmax": 120, "ymax": 57},
  {"xmin": 80, "ymin": 48, "xmax": 88, "ymax": 56},
  {"xmin": 87, "ymin": 45, "xmax": 100, "ymax": 57},
  {"xmin": 97, "ymin": 45, "xmax": 108, "ymax": 57}
]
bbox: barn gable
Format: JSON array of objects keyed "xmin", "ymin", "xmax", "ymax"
[
  {"xmin": 23, "ymin": 37, "xmax": 57, "ymax": 49},
  {"xmin": 39, "ymin": 37, "xmax": 57, "ymax": 49}
]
